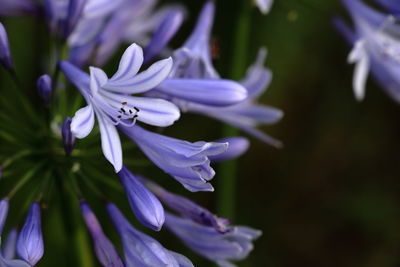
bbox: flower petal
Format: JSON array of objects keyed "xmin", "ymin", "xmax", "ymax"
[
  {"xmin": 71, "ymin": 105, "xmax": 95, "ymax": 139},
  {"xmin": 110, "ymin": 43, "xmax": 144, "ymax": 82},
  {"xmin": 96, "ymin": 109, "xmax": 123, "ymax": 172},
  {"xmin": 103, "ymin": 57, "xmax": 173, "ymax": 94},
  {"xmin": 156, "ymin": 78, "xmax": 248, "ymax": 106}
]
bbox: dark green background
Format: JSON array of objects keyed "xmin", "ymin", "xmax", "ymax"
[{"xmin": 1, "ymin": 0, "xmax": 400, "ymax": 266}]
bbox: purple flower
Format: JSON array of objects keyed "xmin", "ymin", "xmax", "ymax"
[
  {"xmin": 373, "ymin": 0, "xmax": 400, "ymax": 15},
  {"xmin": 208, "ymin": 137, "xmax": 250, "ymax": 162},
  {"xmin": 80, "ymin": 201, "xmax": 124, "ymax": 267},
  {"xmin": 254, "ymin": 0, "xmax": 274, "ymax": 14},
  {"xmin": 147, "ymin": 180, "xmax": 231, "ymax": 233},
  {"xmin": 186, "ymin": 48, "xmax": 283, "ymax": 147},
  {"xmin": 37, "ymin": 74, "xmax": 52, "ymax": 106},
  {"xmin": 107, "ymin": 203, "xmax": 194, "ymax": 267},
  {"xmin": 337, "ymin": 0, "xmax": 400, "ymax": 102},
  {"xmin": 165, "ymin": 212, "xmax": 262, "ymax": 267},
  {"xmin": 118, "ymin": 166, "xmax": 165, "ymax": 231},
  {"xmin": 61, "ymin": 117, "xmax": 75, "ymax": 155},
  {"xmin": 60, "ymin": 43, "xmax": 180, "ymax": 172},
  {"xmin": 3, "ymin": 229, "xmax": 18, "ymax": 260},
  {"xmin": 144, "ymin": 8, "xmax": 184, "ymax": 63},
  {"xmin": 0, "ymin": 199, "xmax": 9, "ymax": 235},
  {"xmin": 0, "ymin": 0, "xmax": 37, "ymax": 17},
  {"xmin": 120, "ymin": 125, "xmax": 228, "ymax": 192},
  {"xmin": 62, "ymin": 0, "xmax": 87, "ymax": 38},
  {"xmin": 0, "ymin": 236, "xmax": 30, "ymax": 267},
  {"xmin": 16, "ymin": 203, "xmax": 44, "ymax": 266},
  {"xmin": 0, "ymin": 23, "xmax": 13, "ymax": 70}
]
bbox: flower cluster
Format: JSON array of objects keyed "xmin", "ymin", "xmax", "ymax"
[{"xmin": 0, "ymin": 0, "xmax": 281, "ymax": 266}]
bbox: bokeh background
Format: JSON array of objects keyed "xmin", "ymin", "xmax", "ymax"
[{"xmin": 2, "ymin": 0, "xmax": 400, "ymax": 266}]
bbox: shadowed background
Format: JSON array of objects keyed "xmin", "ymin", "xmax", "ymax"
[{"xmin": 1, "ymin": 0, "xmax": 400, "ymax": 266}]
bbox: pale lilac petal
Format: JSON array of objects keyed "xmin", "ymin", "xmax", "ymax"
[
  {"xmin": 60, "ymin": 61, "xmax": 91, "ymax": 99},
  {"xmin": 71, "ymin": 105, "xmax": 95, "ymax": 139},
  {"xmin": 89, "ymin": 67, "xmax": 108, "ymax": 94},
  {"xmin": 208, "ymin": 137, "xmax": 250, "ymax": 162},
  {"xmin": 156, "ymin": 79, "xmax": 248, "ymax": 106},
  {"xmin": 110, "ymin": 43, "xmax": 144, "ymax": 81},
  {"xmin": 96, "ymin": 110, "xmax": 123, "ymax": 172},
  {"xmin": 254, "ymin": 0, "xmax": 274, "ymax": 14},
  {"xmin": 103, "ymin": 57, "xmax": 173, "ymax": 94},
  {"xmin": 348, "ymin": 40, "xmax": 370, "ymax": 101}
]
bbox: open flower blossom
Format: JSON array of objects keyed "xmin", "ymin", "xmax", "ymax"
[
  {"xmin": 107, "ymin": 203, "xmax": 194, "ymax": 267},
  {"xmin": 120, "ymin": 125, "xmax": 228, "ymax": 192},
  {"xmin": 165, "ymin": 212, "xmax": 262, "ymax": 267},
  {"xmin": 336, "ymin": 0, "xmax": 400, "ymax": 102},
  {"xmin": 60, "ymin": 43, "xmax": 180, "ymax": 172},
  {"xmin": 149, "ymin": 1, "xmax": 282, "ymax": 146}
]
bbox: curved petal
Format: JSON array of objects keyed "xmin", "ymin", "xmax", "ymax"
[
  {"xmin": 103, "ymin": 57, "xmax": 173, "ymax": 94},
  {"xmin": 71, "ymin": 105, "xmax": 95, "ymax": 139},
  {"xmin": 96, "ymin": 109, "xmax": 122, "ymax": 172},
  {"xmin": 90, "ymin": 67, "xmax": 108, "ymax": 94},
  {"xmin": 60, "ymin": 61, "xmax": 91, "ymax": 99},
  {"xmin": 110, "ymin": 43, "xmax": 144, "ymax": 82},
  {"xmin": 156, "ymin": 79, "xmax": 248, "ymax": 106}
]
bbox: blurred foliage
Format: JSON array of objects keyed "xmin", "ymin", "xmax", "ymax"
[{"xmin": 1, "ymin": 0, "xmax": 400, "ymax": 266}]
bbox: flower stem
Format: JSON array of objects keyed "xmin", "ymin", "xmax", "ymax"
[{"xmin": 217, "ymin": 0, "xmax": 252, "ymax": 219}]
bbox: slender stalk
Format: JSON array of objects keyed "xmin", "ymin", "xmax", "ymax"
[{"xmin": 217, "ymin": 0, "xmax": 252, "ymax": 219}]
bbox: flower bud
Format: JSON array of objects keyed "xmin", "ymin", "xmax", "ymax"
[
  {"xmin": 16, "ymin": 203, "xmax": 44, "ymax": 266},
  {"xmin": 62, "ymin": 117, "xmax": 76, "ymax": 155},
  {"xmin": 0, "ymin": 198, "xmax": 9, "ymax": 235},
  {"xmin": 118, "ymin": 166, "xmax": 165, "ymax": 231},
  {"xmin": 37, "ymin": 74, "xmax": 52, "ymax": 106}
]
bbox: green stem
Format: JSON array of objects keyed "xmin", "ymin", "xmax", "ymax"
[{"xmin": 217, "ymin": 0, "xmax": 252, "ymax": 219}]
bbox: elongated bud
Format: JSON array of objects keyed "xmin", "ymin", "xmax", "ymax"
[
  {"xmin": 148, "ymin": 181, "xmax": 231, "ymax": 233},
  {"xmin": 208, "ymin": 137, "xmax": 249, "ymax": 162},
  {"xmin": 118, "ymin": 166, "xmax": 165, "ymax": 231},
  {"xmin": 62, "ymin": 117, "xmax": 75, "ymax": 155},
  {"xmin": 0, "ymin": 23, "xmax": 13, "ymax": 70},
  {"xmin": 144, "ymin": 9, "xmax": 184, "ymax": 63},
  {"xmin": 80, "ymin": 201, "xmax": 124, "ymax": 267},
  {"xmin": 37, "ymin": 74, "xmax": 52, "ymax": 106},
  {"xmin": 3, "ymin": 229, "xmax": 18, "ymax": 260},
  {"xmin": 16, "ymin": 203, "xmax": 44, "ymax": 266},
  {"xmin": 0, "ymin": 199, "xmax": 9, "ymax": 235},
  {"xmin": 63, "ymin": 0, "xmax": 87, "ymax": 39}
]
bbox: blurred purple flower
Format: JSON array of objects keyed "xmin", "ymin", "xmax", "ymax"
[
  {"xmin": 107, "ymin": 203, "xmax": 194, "ymax": 267},
  {"xmin": 118, "ymin": 166, "xmax": 165, "ymax": 231},
  {"xmin": 60, "ymin": 43, "xmax": 179, "ymax": 172},
  {"xmin": 37, "ymin": 74, "xmax": 52, "ymax": 106},
  {"xmin": 165, "ymin": 212, "xmax": 262, "ymax": 267},
  {"xmin": 61, "ymin": 117, "xmax": 75, "ymax": 155},
  {"xmin": 337, "ymin": 0, "xmax": 400, "ymax": 102},
  {"xmin": 0, "ymin": 199, "xmax": 9, "ymax": 235},
  {"xmin": 373, "ymin": 0, "xmax": 400, "ymax": 15},
  {"xmin": 80, "ymin": 201, "xmax": 124, "ymax": 267},
  {"xmin": 120, "ymin": 125, "xmax": 227, "ymax": 192},
  {"xmin": 0, "ymin": 23, "xmax": 13, "ymax": 71},
  {"xmin": 16, "ymin": 203, "xmax": 44, "ymax": 266},
  {"xmin": 3, "ymin": 229, "xmax": 18, "ymax": 260},
  {"xmin": 0, "ymin": 0, "xmax": 37, "ymax": 16}
]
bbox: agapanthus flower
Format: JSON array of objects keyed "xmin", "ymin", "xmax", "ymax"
[
  {"xmin": 16, "ymin": 202, "xmax": 44, "ymax": 266},
  {"xmin": 254, "ymin": 0, "xmax": 274, "ymax": 14},
  {"xmin": 3, "ymin": 229, "xmax": 18, "ymax": 260},
  {"xmin": 0, "ymin": 238, "xmax": 30, "ymax": 267},
  {"xmin": 186, "ymin": 48, "xmax": 283, "ymax": 147},
  {"xmin": 120, "ymin": 125, "xmax": 228, "ymax": 192},
  {"xmin": 107, "ymin": 203, "xmax": 194, "ymax": 267},
  {"xmin": 80, "ymin": 201, "xmax": 124, "ymax": 267},
  {"xmin": 150, "ymin": 1, "xmax": 282, "ymax": 146},
  {"xmin": 36, "ymin": 74, "xmax": 52, "ymax": 106},
  {"xmin": 0, "ymin": 23, "xmax": 13, "ymax": 71},
  {"xmin": 118, "ymin": 166, "xmax": 164, "ymax": 231},
  {"xmin": 0, "ymin": 199, "xmax": 9, "ymax": 235},
  {"xmin": 337, "ymin": 0, "xmax": 400, "ymax": 102},
  {"xmin": 61, "ymin": 117, "xmax": 75, "ymax": 155},
  {"xmin": 165, "ymin": 212, "xmax": 262, "ymax": 267},
  {"xmin": 60, "ymin": 43, "xmax": 180, "ymax": 172}
]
